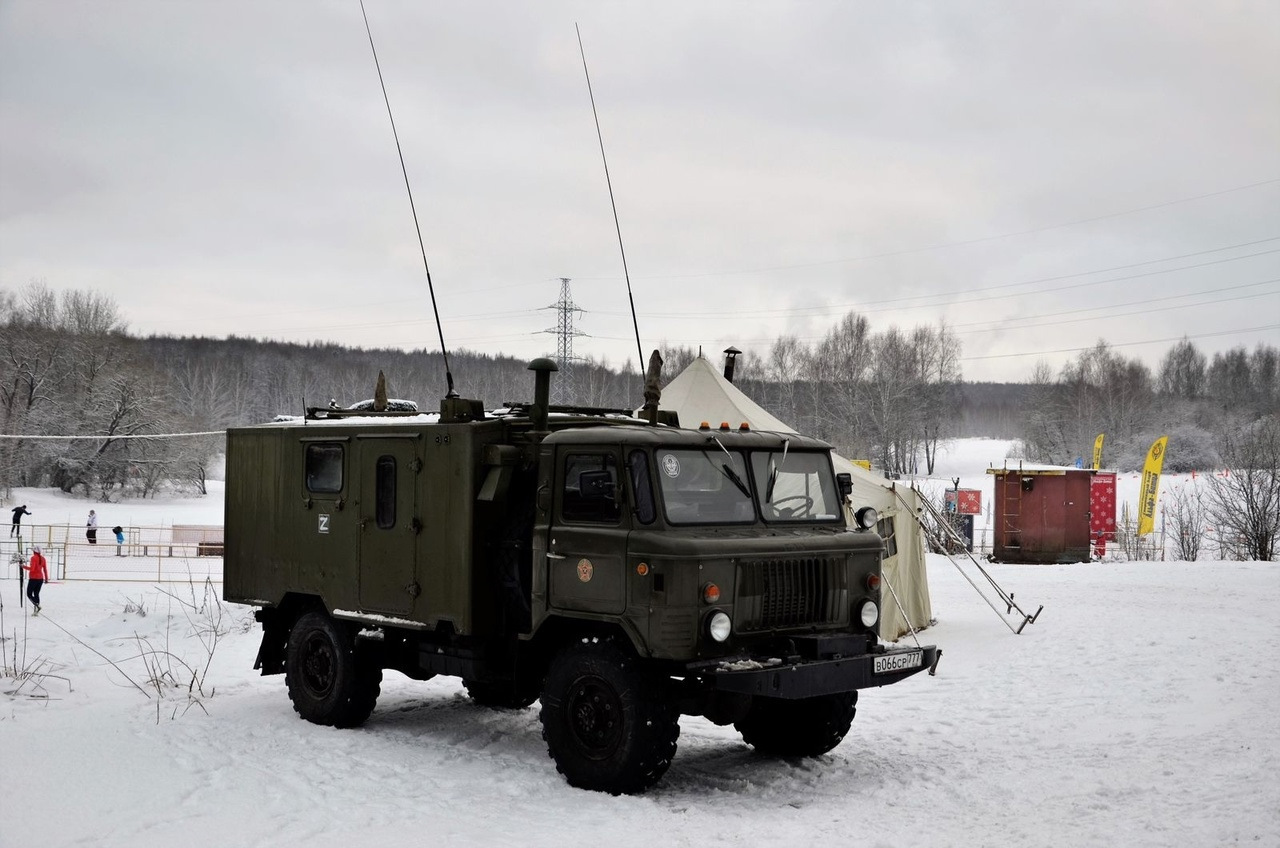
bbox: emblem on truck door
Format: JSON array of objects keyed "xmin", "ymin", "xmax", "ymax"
[{"xmin": 577, "ymin": 558, "xmax": 594, "ymax": 582}]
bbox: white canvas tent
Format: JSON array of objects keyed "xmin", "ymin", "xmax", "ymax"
[{"xmin": 648, "ymin": 355, "xmax": 932, "ymax": 640}]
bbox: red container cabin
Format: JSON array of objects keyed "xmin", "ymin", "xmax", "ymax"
[{"xmin": 988, "ymin": 465, "xmax": 1106, "ymax": 564}]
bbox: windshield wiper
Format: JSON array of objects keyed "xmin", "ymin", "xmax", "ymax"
[
  {"xmin": 708, "ymin": 437, "xmax": 752, "ymax": 499},
  {"xmin": 765, "ymin": 438, "xmax": 790, "ymax": 503}
]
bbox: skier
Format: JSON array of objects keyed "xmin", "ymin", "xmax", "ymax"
[
  {"xmin": 86, "ymin": 509, "xmax": 98, "ymax": 544},
  {"xmin": 10, "ymin": 504, "xmax": 31, "ymax": 537},
  {"xmin": 23, "ymin": 545, "xmax": 48, "ymax": 614}
]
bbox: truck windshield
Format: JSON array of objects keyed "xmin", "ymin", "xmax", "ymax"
[
  {"xmin": 750, "ymin": 451, "xmax": 842, "ymax": 522},
  {"xmin": 655, "ymin": 448, "xmax": 755, "ymax": 525}
]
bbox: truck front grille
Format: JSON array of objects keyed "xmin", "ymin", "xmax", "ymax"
[{"xmin": 736, "ymin": 557, "xmax": 847, "ymax": 631}]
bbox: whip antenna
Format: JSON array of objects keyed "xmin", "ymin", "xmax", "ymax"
[
  {"xmin": 576, "ymin": 23, "xmax": 645, "ymax": 373},
  {"xmin": 360, "ymin": 0, "xmax": 458, "ymax": 398}
]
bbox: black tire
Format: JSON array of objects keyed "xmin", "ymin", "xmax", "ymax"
[
  {"xmin": 539, "ymin": 638, "xmax": 679, "ymax": 794},
  {"xmin": 735, "ymin": 691, "xmax": 858, "ymax": 757},
  {"xmin": 463, "ymin": 678, "xmax": 540, "ymax": 710},
  {"xmin": 285, "ymin": 611, "xmax": 382, "ymax": 728}
]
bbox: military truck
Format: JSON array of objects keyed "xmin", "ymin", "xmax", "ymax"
[{"xmin": 224, "ymin": 359, "xmax": 938, "ymax": 794}]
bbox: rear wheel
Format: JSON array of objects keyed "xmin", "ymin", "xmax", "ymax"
[
  {"xmin": 540, "ymin": 638, "xmax": 679, "ymax": 794},
  {"xmin": 735, "ymin": 691, "xmax": 857, "ymax": 757},
  {"xmin": 285, "ymin": 611, "xmax": 382, "ymax": 728}
]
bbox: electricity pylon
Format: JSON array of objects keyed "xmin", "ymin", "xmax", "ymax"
[{"xmin": 543, "ymin": 277, "xmax": 587, "ymax": 405}]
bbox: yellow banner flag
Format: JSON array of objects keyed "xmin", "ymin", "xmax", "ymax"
[
  {"xmin": 1137, "ymin": 436, "xmax": 1168, "ymax": 536},
  {"xmin": 1092, "ymin": 433, "xmax": 1105, "ymax": 470}
]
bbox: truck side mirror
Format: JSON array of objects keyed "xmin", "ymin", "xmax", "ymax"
[{"xmin": 836, "ymin": 472, "xmax": 853, "ymax": 498}]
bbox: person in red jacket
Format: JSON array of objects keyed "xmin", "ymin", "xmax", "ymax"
[{"xmin": 23, "ymin": 545, "xmax": 48, "ymax": 614}]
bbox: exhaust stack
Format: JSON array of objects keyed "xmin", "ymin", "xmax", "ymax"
[
  {"xmin": 528, "ymin": 357, "xmax": 559, "ymax": 432},
  {"xmin": 723, "ymin": 346, "xmax": 742, "ymax": 383}
]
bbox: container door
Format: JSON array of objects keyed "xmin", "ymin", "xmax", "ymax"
[
  {"xmin": 357, "ymin": 437, "xmax": 420, "ymax": 615},
  {"xmin": 1063, "ymin": 472, "xmax": 1093, "ymax": 559}
]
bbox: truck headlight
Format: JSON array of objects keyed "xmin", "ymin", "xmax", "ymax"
[
  {"xmin": 707, "ymin": 611, "xmax": 732, "ymax": 642},
  {"xmin": 859, "ymin": 600, "xmax": 879, "ymax": 628}
]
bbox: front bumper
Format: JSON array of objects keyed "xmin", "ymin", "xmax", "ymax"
[{"xmin": 705, "ymin": 644, "xmax": 940, "ymax": 699}]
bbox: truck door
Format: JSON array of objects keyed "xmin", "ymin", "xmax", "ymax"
[
  {"xmin": 546, "ymin": 448, "xmax": 627, "ymax": 616},
  {"xmin": 357, "ymin": 435, "xmax": 420, "ymax": 615}
]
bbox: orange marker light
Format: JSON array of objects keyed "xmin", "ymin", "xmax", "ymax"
[
  {"xmin": 636, "ymin": 562, "xmax": 650, "ymax": 576},
  {"xmin": 867, "ymin": 573, "xmax": 881, "ymax": 591},
  {"xmin": 702, "ymin": 582, "xmax": 721, "ymax": 604}
]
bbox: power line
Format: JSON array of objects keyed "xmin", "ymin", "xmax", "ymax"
[
  {"xmin": 574, "ymin": 178, "xmax": 1280, "ymax": 281},
  {"xmin": 585, "ymin": 319, "xmax": 1280, "ymax": 351},
  {"xmin": 949, "ymin": 279, "xmax": 1280, "ymax": 333},
  {"xmin": 960, "ymin": 324, "xmax": 1280, "ymax": 362},
  {"xmin": 605, "ymin": 242, "xmax": 1280, "ymax": 321},
  {"xmin": 135, "ymin": 219, "xmax": 1280, "ymax": 334},
  {"xmin": 202, "ymin": 238, "xmax": 1280, "ymax": 339},
  {"xmin": 955, "ymin": 290, "xmax": 1277, "ymax": 335}
]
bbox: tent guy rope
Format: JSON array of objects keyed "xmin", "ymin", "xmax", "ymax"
[{"xmin": 900, "ymin": 486, "xmax": 1043, "ymax": 635}]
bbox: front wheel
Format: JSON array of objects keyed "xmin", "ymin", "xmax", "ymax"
[
  {"xmin": 285, "ymin": 611, "xmax": 382, "ymax": 728},
  {"xmin": 539, "ymin": 638, "xmax": 679, "ymax": 794},
  {"xmin": 735, "ymin": 691, "xmax": 857, "ymax": 757}
]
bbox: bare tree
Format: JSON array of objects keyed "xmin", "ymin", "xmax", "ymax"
[
  {"xmin": 659, "ymin": 344, "xmax": 698, "ymax": 379},
  {"xmin": 1206, "ymin": 415, "xmax": 1280, "ymax": 561},
  {"xmin": 808, "ymin": 312, "xmax": 872, "ymax": 458},
  {"xmin": 1208, "ymin": 347, "xmax": 1253, "ymax": 411},
  {"xmin": 0, "ymin": 283, "xmax": 128, "ymax": 493},
  {"xmin": 1164, "ymin": 481, "xmax": 1207, "ymax": 561},
  {"xmin": 1158, "ymin": 337, "xmax": 1207, "ymax": 399},
  {"xmin": 765, "ymin": 334, "xmax": 804, "ymax": 425},
  {"xmin": 863, "ymin": 327, "xmax": 921, "ymax": 474},
  {"xmin": 1018, "ymin": 340, "xmax": 1154, "ymax": 467},
  {"xmin": 912, "ymin": 322, "xmax": 961, "ymax": 474}
]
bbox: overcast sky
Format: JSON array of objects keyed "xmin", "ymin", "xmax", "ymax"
[{"xmin": 2, "ymin": 1, "xmax": 1278, "ymax": 384}]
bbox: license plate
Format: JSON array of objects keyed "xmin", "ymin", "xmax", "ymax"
[{"xmin": 874, "ymin": 651, "xmax": 923, "ymax": 674}]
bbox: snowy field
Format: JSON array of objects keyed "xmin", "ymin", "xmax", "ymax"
[{"xmin": 2, "ymin": 440, "xmax": 1278, "ymax": 847}]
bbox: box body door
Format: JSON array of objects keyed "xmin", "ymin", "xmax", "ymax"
[{"xmin": 357, "ymin": 436, "xmax": 420, "ymax": 615}]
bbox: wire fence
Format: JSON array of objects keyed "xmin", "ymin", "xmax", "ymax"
[{"xmin": 2, "ymin": 523, "xmax": 224, "ymax": 583}]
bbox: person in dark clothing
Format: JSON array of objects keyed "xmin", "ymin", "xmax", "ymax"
[{"xmin": 11, "ymin": 504, "xmax": 31, "ymax": 537}]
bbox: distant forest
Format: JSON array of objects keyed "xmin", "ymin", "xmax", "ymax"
[{"xmin": 2, "ymin": 282, "xmax": 1277, "ymax": 501}]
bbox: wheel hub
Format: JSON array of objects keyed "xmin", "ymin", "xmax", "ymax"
[
  {"xmin": 566, "ymin": 676, "xmax": 622, "ymax": 758},
  {"xmin": 302, "ymin": 634, "xmax": 335, "ymax": 696}
]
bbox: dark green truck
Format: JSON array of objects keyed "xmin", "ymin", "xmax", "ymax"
[{"xmin": 224, "ymin": 360, "xmax": 937, "ymax": 793}]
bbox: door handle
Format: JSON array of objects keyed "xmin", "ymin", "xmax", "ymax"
[{"xmin": 547, "ymin": 552, "xmax": 566, "ymax": 560}]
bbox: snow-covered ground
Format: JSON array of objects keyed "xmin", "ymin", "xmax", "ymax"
[{"xmin": 2, "ymin": 441, "xmax": 1278, "ymax": 847}]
